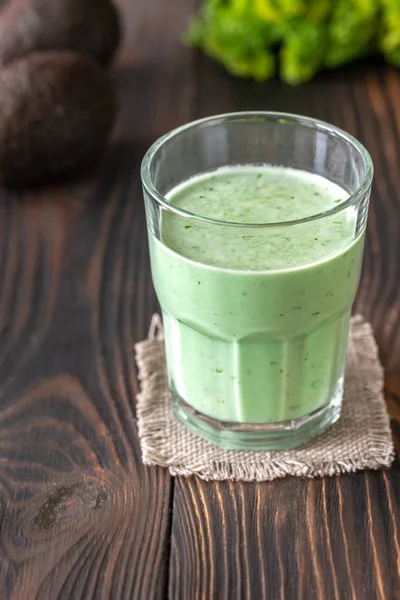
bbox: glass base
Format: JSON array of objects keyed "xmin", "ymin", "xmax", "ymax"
[{"xmin": 172, "ymin": 381, "xmax": 343, "ymax": 450}]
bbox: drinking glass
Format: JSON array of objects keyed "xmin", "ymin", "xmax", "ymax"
[{"xmin": 141, "ymin": 112, "xmax": 373, "ymax": 450}]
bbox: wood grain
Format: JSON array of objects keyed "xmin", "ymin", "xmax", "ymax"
[
  {"xmin": 171, "ymin": 471, "xmax": 400, "ymax": 599},
  {"xmin": 0, "ymin": 0, "xmax": 196, "ymax": 597},
  {"xmin": 169, "ymin": 58, "xmax": 400, "ymax": 599}
]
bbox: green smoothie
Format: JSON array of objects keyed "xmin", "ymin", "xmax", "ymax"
[{"xmin": 149, "ymin": 165, "xmax": 364, "ymax": 424}]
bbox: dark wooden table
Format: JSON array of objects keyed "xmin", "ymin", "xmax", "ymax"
[{"xmin": 0, "ymin": 0, "xmax": 399, "ymax": 598}]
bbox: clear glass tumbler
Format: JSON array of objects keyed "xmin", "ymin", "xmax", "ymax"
[{"xmin": 141, "ymin": 112, "xmax": 373, "ymax": 450}]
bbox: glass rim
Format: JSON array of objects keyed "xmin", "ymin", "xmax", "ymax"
[{"xmin": 141, "ymin": 111, "xmax": 374, "ymax": 228}]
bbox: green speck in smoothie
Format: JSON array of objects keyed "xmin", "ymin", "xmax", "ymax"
[
  {"xmin": 197, "ymin": 281, "xmax": 201, "ymax": 285},
  {"xmin": 216, "ymin": 368, "xmax": 223, "ymax": 374},
  {"xmin": 184, "ymin": 225, "xmax": 192, "ymax": 229},
  {"xmin": 312, "ymin": 311, "xmax": 320, "ymax": 316}
]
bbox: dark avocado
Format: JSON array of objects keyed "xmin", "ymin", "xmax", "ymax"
[
  {"xmin": 0, "ymin": 51, "xmax": 116, "ymax": 186},
  {"xmin": 0, "ymin": 0, "xmax": 121, "ymax": 66}
]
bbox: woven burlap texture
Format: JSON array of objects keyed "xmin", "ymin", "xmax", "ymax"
[{"xmin": 135, "ymin": 315, "xmax": 394, "ymax": 482}]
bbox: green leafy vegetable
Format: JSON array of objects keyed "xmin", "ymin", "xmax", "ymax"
[
  {"xmin": 186, "ymin": 0, "xmax": 400, "ymax": 84},
  {"xmin": 380, "ymin": 0, "xmax": 400, "ymax": 64}
]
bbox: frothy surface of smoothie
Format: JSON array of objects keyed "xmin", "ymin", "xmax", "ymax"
[
  {"xmin": 162, "ymin": 166, "xmax": 350, "ymax": 270},
  {"xmin": 149, "ymin": 165, "xmax": 364, "ymax": 424}
]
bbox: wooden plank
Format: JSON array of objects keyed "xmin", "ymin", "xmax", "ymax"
[
  {"xmin": 0, "ymin": 0, "xmax": 195, "ymax": 597},
  {"xmin": 169, "ymin": 57, "xmax": 400, "ymax": 599},
  {"xmin": 171, "ymin": 470, "xmax": 400, "ymax": 599}
]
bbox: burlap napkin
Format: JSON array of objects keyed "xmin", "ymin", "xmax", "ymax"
[{"xmin": 135, "ymin": 315, "xmax": 394, "ymax": 481}]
